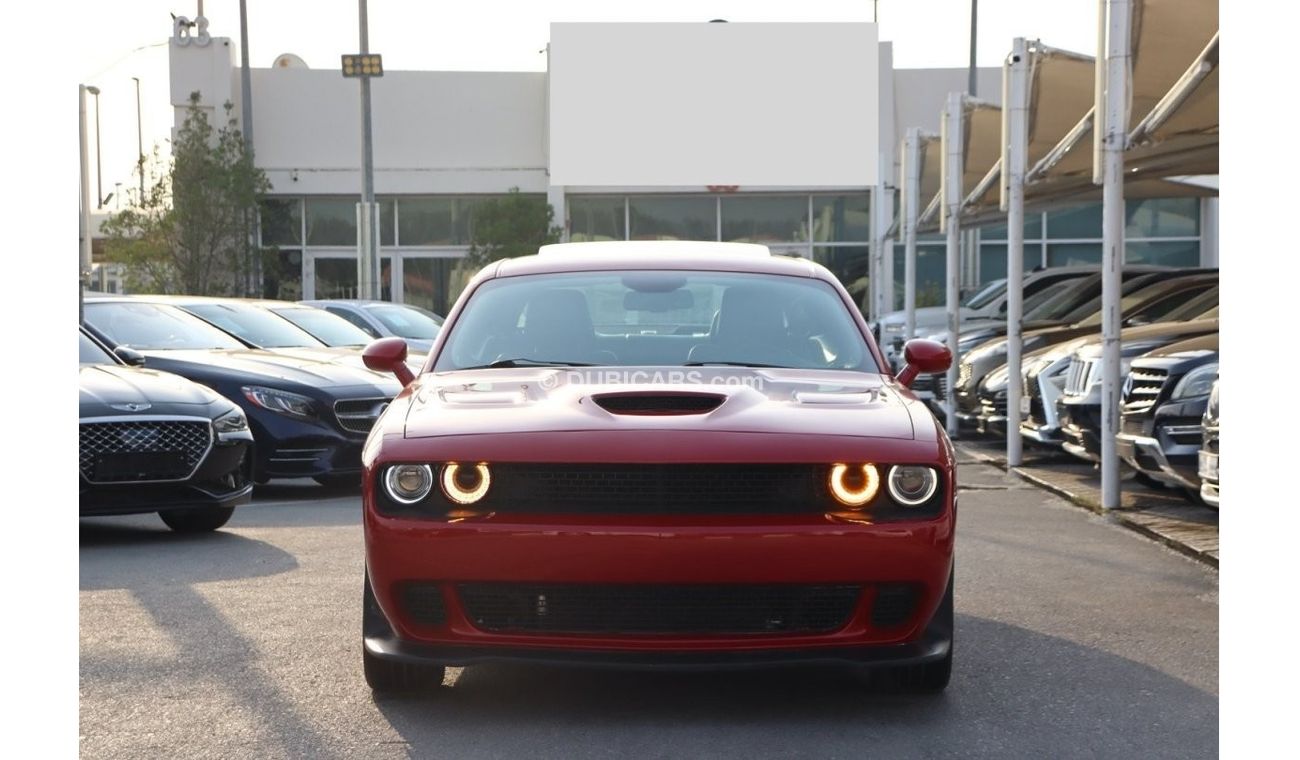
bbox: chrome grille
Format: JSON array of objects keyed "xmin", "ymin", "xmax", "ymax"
[
  {"xmin": 333, "ymin": 397, "xmax": 392, "ymax": 434},
  {"xmin": 79, "ymin": 419, "xmax": 212, "ymax": 484},
  {"xmin": 979, "ymin": 389, "xmax": 1009, "ymax": 418},
  {"xmin": 956, "ymin": 361, "xmax": 973, "ymax": 389},
  {"xmin": 1064, "ymin": 357, "xmax": 1098, "ymax": 396},
  {"xmin": 1122, "ymin": 369, "xmax": 1169, "ymax": 414}
]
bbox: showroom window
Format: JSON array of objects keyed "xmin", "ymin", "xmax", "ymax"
[
  {"xmin": 722, "ymin": 195, "xmax": 809, "ymax": 243},
  {"xmin": 628, "ymin": 196, "xmax": 717, "ymax": 241},
  {"xmin": 569, "ymin": 196, "xmax": 625, "ymax": 242},
  {"xmin": 304, "ymin": 198, "xmax": 393, "ymax": 246},
  {"xmin": 811, "ymin": 194, "xmax": 871, "ymax": 242},
  {"xmin": 259, "ymin": 199, "xmax": 302, "ymax": 246}
]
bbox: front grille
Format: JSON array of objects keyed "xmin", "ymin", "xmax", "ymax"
[
  {"xmin": 403, "ymin": 583, "xmax": 447, "ymax": 625},
  {"xmin": 979, "ymin": 389, "xmax": 1008, "ymax": 418},
  {"xmin": 333, "ymin": 397, "xmax": 392, "ymax": 434},
  {"xmin": 1064, "ymin": 357, "xmax": 1097, "ymax": 396},
  {"xmin": 1123, "ymin": 369, "xmax": 1169, "ymax": 414},
  {"xmin": 79, "ymin": 420, "xmax": 212, "ymax": 483},
  {"xmin": 480, "ymin": 463, "xmax": 827, "ymax": 515},
  {"xmin": 871, "ymin": 585, "xmax": 919, "ymax": 628},
  {"xmin": 457, "ymin": 583, "xmax": 862, "ymax": 635},
  {"xmin": 956, "ymin": 362, "xmax": 972, "ymax": 390}
]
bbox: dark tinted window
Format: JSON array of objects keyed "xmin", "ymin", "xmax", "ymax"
[
  {"xmin": 272, "ymin": 306, "xmax": 374, "ymax": 347},
  {"xmin": 182, "ymin": 303, "xmax": 325, "ymax": 348},
  {"xmin": 79, "ymin": 332, "xmax": 115, "ymax": 364}
]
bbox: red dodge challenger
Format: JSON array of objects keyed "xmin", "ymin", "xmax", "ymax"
[{"xmin": 359, "ymin": 241, "xmax": 955, "ymax": 693}]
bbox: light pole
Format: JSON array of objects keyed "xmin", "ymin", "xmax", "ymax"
[
  {"xmin": 342, "ymin": 1, "xmax": 384, "ymax": 301},
  {"xmin": 87, "ymin": 86, "xmax": 103, "ymax": 208},
  {"xmin": 132, "ymin": 76, "xmax": 144, "ymax": 203},
  {"xmin": 79, "ymin": 85, "xmax": 92, "ymax": 324}
]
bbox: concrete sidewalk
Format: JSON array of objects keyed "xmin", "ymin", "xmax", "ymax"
[{"xmin": 955, "ymin": 439, "xmax": 1219, "ymax": 568}]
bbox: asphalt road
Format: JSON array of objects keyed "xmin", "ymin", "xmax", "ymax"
[{"xmin": 80, "ymin": 454, "xmax": 1218, "ymax": 759}]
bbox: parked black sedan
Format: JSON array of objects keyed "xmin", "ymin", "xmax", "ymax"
[
  {"xmin": 80, "ymin": 327, "xmax": 254, "ymax": 532},
  {"xmin": 1116, "ymin": 333, "xmax": 1218, "ymax": 503},
  {"xmin": 82, "ymin": 297, "xmax": 403, "ymax": 485}
]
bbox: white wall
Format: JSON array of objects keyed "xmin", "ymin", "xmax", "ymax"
[{"xmin": 245, "ymin": 69, "xmax": 548, "ymax": 195}]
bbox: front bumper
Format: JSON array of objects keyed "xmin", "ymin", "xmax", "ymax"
[{"xmin": 365, "ymin": 512, "xmax": 955, "ymax": 660}]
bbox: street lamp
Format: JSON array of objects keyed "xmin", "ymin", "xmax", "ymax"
[
  {"xmin": 131, "ymin": 76, "xmax": 144, "ymax": 203},
  {"xmin": 87, "ymin": 86, "xmax": 103, "ymax": 208}
]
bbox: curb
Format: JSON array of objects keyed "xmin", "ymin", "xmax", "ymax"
[{"xmin": 956, "ymin": 443, "xmax": 1219, "ymax": 569}]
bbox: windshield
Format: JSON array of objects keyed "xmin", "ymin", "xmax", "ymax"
[
  {"xmin": 85, "ymin": 302, "xmax": 245, "ymax": 351},
  {"xmin": 434, "ymin": 270, "xmax": 879, "ymax": 373},
  {"xmin": 962, "ymin": 279, "xmax": 1006, "ymax": 309},
  {"xmin": 1021, "ymin": 279, "xmax": 1085, "ymax": 321},
  {"xmin": 366, "ymin": 304, "xmax": 443, "ymax": 340},
  {"xmin": 1162, "ymin": 287, "xmax": 1219, "ymax": 321},
  {"xmin": 182, "ymin": 302, "xmax": 325, "ymax": 348},
  {"xmin": 271, "ymin": 306, "xmax": 374, "ymax": 347},
  {"xmin": 79, "ymin": 331, "xmax": 116, "ymax": 364}
]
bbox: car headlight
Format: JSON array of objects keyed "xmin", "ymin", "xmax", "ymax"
[
  {"xmin": 887, "ymin": 465, "xmax": 939, "ymax": 507},
  {"xmin": 828, "ymin": 463, "xmax": 880, "ymax": 507},
  {"xmin": 441, "ymin": 462, "xmax": 491, "ymax": 504},
  {"xmin": 213, "ymin": 407, "xmax": 248, "ymax": 433},
  {"xmin": 241, "ymin": 386, "xmax": 317, "ymax": 419},
  {"xmin": 384, "ymin": 464, "xmax": 435, "ymax": 504},
  {"xmin": 1172, "ymin": 362, "xmax": 1219, "ymax": 400}
]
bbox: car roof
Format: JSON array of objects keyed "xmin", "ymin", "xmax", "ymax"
[{"xmin": 490, "ymin": 246, "xmax": 824, "ymax": 280}]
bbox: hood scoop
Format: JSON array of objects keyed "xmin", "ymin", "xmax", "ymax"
[{"xmin": 592, "ymin": 392, "xmax": 725, "ymax": 416}]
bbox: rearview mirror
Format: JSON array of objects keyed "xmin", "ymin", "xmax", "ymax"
[
  {"xmin": 895, "ymin": 339, "xmax": 952, "ymax": 388},
  {"xmin": 114, "ymin": 346, "xmax": 146, "ymax": 366},
  {"xmin": 362, "ymin": 337, "xmax": 415, "ymax": 387}
]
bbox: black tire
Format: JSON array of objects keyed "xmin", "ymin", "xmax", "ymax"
[
  {"xmin": 158, "ymin": 506, "xmax": 235, "ymax": 533},
  {"xmin": 362, "ymin": 574, "xmax": 446, "ymax": 694},
  {"xmin": 1182, "ymin": 487, "xmax": 1209, "ymax": 507},
  {"xmin": 314, "ymin": 473, "xmax": 360, "ymax": 489},
  {"xmin": 868, "ymin": 569, "xmax": 953, "ymax": 694}
]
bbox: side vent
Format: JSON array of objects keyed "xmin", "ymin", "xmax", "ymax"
[{"xmin": 592, "ymin": 392, "xmax": 725, "ymax": 416}]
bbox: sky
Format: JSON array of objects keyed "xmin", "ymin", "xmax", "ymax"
[{"xmin": 71, "ymin": 1, "xmax": 1098, "ymax": 208}]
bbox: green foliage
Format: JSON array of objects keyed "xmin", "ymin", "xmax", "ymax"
[
  {"xmin": 102, "ymin": 92, "xmax": 271, "ymax": 295},
  {"xmin": 915, "ymin": 281, "xmax": 945, "ymax": 308},
  {"xmin": 465, "ymin": 188, "xmax": 563, "ymax": 267}
]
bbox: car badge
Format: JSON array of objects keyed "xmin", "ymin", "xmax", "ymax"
[{"xmin": 110, "ymin": 403, "xmax": 152, "ymax": 412}]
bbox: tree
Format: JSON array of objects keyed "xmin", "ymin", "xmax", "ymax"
[
  {"xmin": 102, "ymin": 92, "xmax": 270, "ymax": 295},
  {"xmin": 465, "ymin": 188, "xmax": 564, "ymax": 267}
]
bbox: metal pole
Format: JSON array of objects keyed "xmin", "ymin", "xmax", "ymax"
[
  {"xmin": 1005, "ymin": 38, "xmax": 1029, "ymax": 466},
  {"xmin": 239, "ymin": 0, "xmax": 259, "ymax": 296},
  {"xmin": 968, "ymin": 0, "xmax": 978, "ymax": 96},
  {"xmin": 902, "ymin": 128, "xmax": 921, "ymax": 342},
  {"xmin": 132, "ymin": 77, "xmax": 144, "ymax": 203},
  {"xmin": 942, "ymin": 91, "xmax": 963, "ymax": 437},
  {"xmin": 1098, "ymin": 0, "xmax": 1131, "ymax": 509},
  {"xmin": 89, "ymin": 87, "xmax": 103, "ymax": 207},
  {"xmin": 357, "ymin": 0, "xmax": 381, "ymax": 301},
  {"xmin": 79, "ymin": 85, "xmax": 92, "ymax": 324}
]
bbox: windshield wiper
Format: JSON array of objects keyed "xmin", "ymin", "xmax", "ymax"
[
  {"xmin": 682, "ymin": 361, "xmax": 791, "ymax": 368},
  {"xmin": 459, "ymin": 358, "xmax": 597, "ymax": 370}
]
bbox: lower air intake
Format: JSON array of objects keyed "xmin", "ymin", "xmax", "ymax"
[{"xmin": 458, "ymin": 583, "xmax": 861, "ymax": 635}]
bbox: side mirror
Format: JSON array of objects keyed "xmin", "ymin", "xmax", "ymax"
[
  {"xmin": 362, "ymin": 337, "xmax": 415, "ymax": 387},
  {"xmin": 895, "ymin": 339, "xmax": 952, "ymax": 388},
  {"xmin": 114, "ymin": 346, "xmax": 146, "ymax": 367}
]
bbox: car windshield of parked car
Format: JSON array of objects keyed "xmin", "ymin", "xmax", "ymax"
[
  {"xmin": 85, "ymin": 302, "xmax": 246, "ymax": 351},
  {"xmin": 181, "ymin": 303, "xmax": 326, "ymax": 348},
  {"xmin": 1021, "ymin": 279, "xmax": 1087, "ymax": 321},
  {"xmin": 434, "ymin": 270, "xmax": 878, "ymax": 373},
  {"xmin": 79, "ymin": 332, "xmax": 116, "ymax": 364},
  {"xmin": 365, "ymin": 304, "xmax": 443, "ymax": 340},
  {"xmin": 1160, "ymin": 287, "xmax": 1219, "ymax": 322},
  {"xmin": 271, "ymin": 306, "xmax": 374, "ymax": 347},
  {"xmin": 962, "ymin": 279, "xmax": 1006, "ymax": 309}
]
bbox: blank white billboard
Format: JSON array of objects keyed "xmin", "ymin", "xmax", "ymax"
[{"xmin": 548, "ymin": 22, "xmax": 878, "ymax": 187}]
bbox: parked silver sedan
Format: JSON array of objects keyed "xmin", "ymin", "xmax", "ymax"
[{"xmin": 300, "ymin": 299, "xmax": 444, "ymax": 353}]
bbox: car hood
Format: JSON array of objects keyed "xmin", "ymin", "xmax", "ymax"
[
  {"xmin": 1074, "ymin": 319, "xmax": 1219, "ymax": 360},
  {"xmin": 401, "ymin": 367, "xmax": 920, "ymax": 441},
  {"xmin": 79, "ymin": 364, "xmax": 225, "ymax": 418},
  {"xmin": 138, "ymin": 348, "xmax": 402, "ymax": 394}
]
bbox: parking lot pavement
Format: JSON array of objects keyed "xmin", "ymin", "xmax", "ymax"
[
  {"xmin": 956, "ymin": 439, "xmax": 1219, "ymax": 567},
  {"xmin": 80, "ymin": 468, "xmax": 1217, "ymax": 760}
]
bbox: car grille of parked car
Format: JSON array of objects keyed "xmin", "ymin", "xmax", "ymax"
[
  {"xmin": 79, "ymin": 420, "xmax": 212, "ymax": 484},
  {"xmin": 481, "ymin": 463, "xmax": 828, "ymax": 514},
  {"xmin": 455, "ymin": 583, "xmax": 862, "ymax": 635},
  {"xmin": 979, "ymin": 390, "xmax": 1009, "ymax": 418},
  {"xmin": 333, "ymin": 397, "xmax": 392, "ymax": 434},
  {"xmin": 1064, "ymin": 357, "xmax": 1098, "ymax": 396},
  {"xmin": 912, "ymin": 373, "xmax": 947, "ymax": 401},
  {"xmin": 1122, "ymin": 369, "xmax": 1169, "ymax": 414},
  {"xmin": 956, "ymin": 361, "xmax": 972, "ymax": 389}
]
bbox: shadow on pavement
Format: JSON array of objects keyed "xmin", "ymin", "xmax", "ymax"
[
  {"xmin": 371, "ymin": 615, "xmax": 1217, "ymax": 759},
  {"xmin": 80, "ymin": 519, "xmax": 300, "ymax": 590}
]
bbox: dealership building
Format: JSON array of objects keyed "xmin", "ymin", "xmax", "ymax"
[{"xmin": 155, "ymin": 19, "xmax": 1217, "ymax": 316}]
